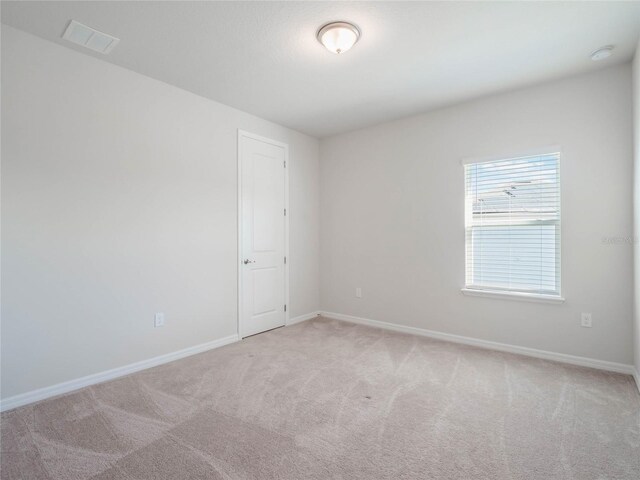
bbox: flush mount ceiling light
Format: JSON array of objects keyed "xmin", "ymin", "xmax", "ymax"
[
  {"xmin": 590, "ymin": 45, "xmax": 614, "ymax": 61},
  {"xmin": 62, "ymin": 20, "xmax": 120, "ymax": 54},
  {"xmin": 317, "ymin": 21, "xmax": 360, "ymax": 54}
]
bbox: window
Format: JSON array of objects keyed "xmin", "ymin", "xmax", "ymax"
[{"xmin": 463, "ymin": 151, "xmax": 561, "ymax": 300}]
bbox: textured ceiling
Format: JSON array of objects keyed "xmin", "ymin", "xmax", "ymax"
[{"xmin": 2, "ymin": 1, "xmax": 640, "ymax": 138}]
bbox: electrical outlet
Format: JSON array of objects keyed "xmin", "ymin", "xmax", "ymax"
[
  {"xmin": 154, "ymin": 312, "xmax": 165, "ymax": 328},
  {"xmin": 580, "ymin": 313, "xmax": 592, "ymax": 328},
  {"xmin": 355, "ymin": 287, "xmax": 362, "ymax": 298}
]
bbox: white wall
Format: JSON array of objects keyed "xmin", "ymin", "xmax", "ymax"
[
  {"xmin": 1, "ymin": 26, "xmax": 320, "ymax": 399},
  {"xmin": 633, "ymin": 39, "xmax": 640, "ymax": 380},
  {"xmin": 320, "ymin": 64, "xmax": 634, "ymax": 365}
]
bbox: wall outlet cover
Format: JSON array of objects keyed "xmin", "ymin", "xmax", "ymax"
[{"xmin": 154, "ymin": 312, "xmax": 165, "ymax": 328}]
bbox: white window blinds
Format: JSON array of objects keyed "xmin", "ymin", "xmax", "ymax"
[{"xmin": 464, "ymin": 152, "xmax": 561, "ymax": 296}]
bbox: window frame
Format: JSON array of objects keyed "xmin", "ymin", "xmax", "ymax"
[{"xmin": 461, "ymin": 148, "xmax": 564, "ymax": 304}]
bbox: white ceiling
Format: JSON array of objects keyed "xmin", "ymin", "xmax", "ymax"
[{"xmin": 3, "ymin": 1, "xmax": 640, "ymax": 138}]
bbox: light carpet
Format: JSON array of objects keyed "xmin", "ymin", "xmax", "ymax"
[{"xmin": 1, "ymin": 317, "xmax": 639, "ymax": 479}]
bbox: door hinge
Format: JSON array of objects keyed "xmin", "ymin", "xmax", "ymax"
[
  {"xmin": 284, "ymin": 304, "xmax": 287, "ymax": 312},
  {"xmin": 284, "ymin": 160, "xmax": 286, "ymax": 168},
  {"xmin": 284, "ymin": 208, "xmax": 287, "ymax": 216},
  {"xmin": 284, "ymin": 256, "xmax": 287, "ymax": 264}
]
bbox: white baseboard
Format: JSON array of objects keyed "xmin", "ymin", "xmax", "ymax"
[
  {"xmin": 0, "ymin": 334, "xmax": 239, "ymax": 413},
  {"xmin": 287, "ymin": 310, "xmax": 321, "ymax": 326},
  {"xmin": 3, "ymin": 313, "xmax": 635, "ymax": 412},
  {"xmin": 321, "ymin": 311, "xmax": 636, "ymax": 375}
]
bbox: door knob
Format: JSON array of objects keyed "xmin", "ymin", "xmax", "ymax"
[{"xmin": 243, "ymin": 259, "xmax": 255, "ymax": 264}]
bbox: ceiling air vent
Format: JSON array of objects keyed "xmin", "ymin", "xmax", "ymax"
[{"xmin": 62, "ymin": 20, "xmax": 119, "ymax": 54}]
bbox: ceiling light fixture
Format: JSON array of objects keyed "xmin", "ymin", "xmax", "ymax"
[
  {"xmin": 62, "ymin": 20, "xmax": 120, "ymax": 54},
  {"xmin": 590, "ymin": 45, "xmax": 614, "ymax": 61},
  {"xmin": 317, "ymin": 21, "xmax": 360, "ymax": 54}
]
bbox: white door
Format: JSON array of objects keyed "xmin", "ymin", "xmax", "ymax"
[{"xmin": 239, "ymin": 132, "xmax": 287, "ymax": 338}]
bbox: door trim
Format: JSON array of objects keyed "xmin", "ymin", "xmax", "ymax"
[{"xmin": 237, "ymin": 129, "xmax": 289, "ymax": 339}]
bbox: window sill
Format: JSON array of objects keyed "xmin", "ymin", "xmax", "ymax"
[{"xmin": 461, "ymin": 288, "xmax": 565, "ymax": 304}]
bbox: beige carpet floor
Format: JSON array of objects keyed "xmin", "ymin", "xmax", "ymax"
[{"xmin": 1, "ymin": 316, "xmax": 639, "ymax": 479}]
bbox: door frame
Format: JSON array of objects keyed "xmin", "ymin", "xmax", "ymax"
[{"xmin": 237, "ymin": 129, "xmax": 290, "ymax": 339}]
